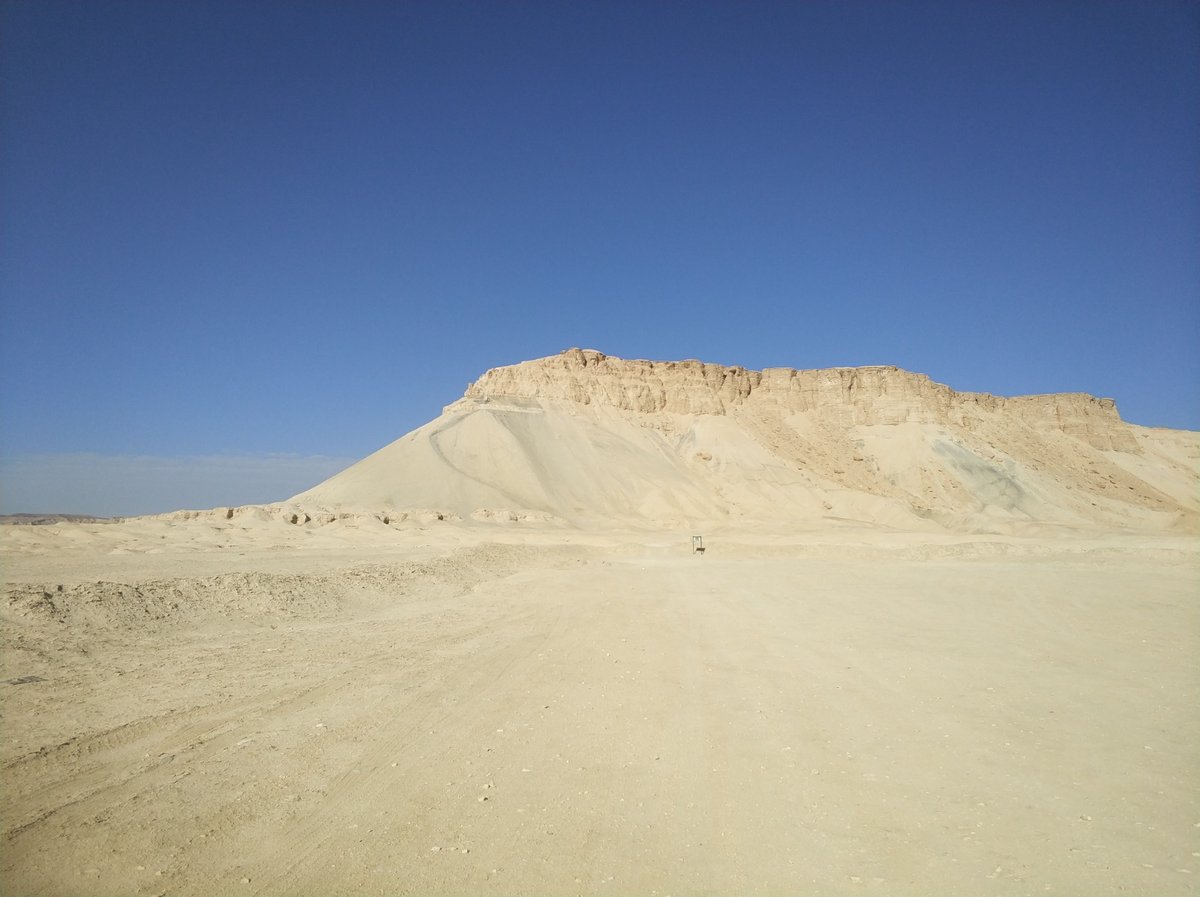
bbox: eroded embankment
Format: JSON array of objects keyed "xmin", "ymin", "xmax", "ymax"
[{"xmin": 2, "ymin": 542, "xmax": 586, "ymax": 635}]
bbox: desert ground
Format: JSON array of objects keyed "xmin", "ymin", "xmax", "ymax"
[
  {"xmin": 5, "ymin": 353, "xmax": 1199, "ymax": 895},
  {"xmin": 3, "ymin": 516, "xmax": 1197, "ymax": 897}
]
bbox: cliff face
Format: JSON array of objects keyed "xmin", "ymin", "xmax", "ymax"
[
  {"xmin": 458, "ymin": 349, "xmax": 1137, "ymax": 452},
  {"xmin": 294, "ymin": 349, "xmax": 1197, "ymax": 533}
]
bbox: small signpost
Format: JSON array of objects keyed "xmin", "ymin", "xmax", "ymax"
[{"xmin": 692, "ymin": 535, "xmax": 705, "ymax": 555}]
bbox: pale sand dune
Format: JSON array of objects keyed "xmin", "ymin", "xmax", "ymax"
[{"xmin": 2, "ymin": 351, "xmax": 1198, "ymax": 895}]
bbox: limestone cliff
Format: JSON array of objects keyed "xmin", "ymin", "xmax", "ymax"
[
  {"xmin": 294, "ymin": 349, "xmax": 1197, "ymax": 533},
  {"xmin": 455, "ymin": 349, "xmax": 1137, "ymax": 452}
]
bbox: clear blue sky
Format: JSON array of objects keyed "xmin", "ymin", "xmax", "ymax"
[{"xmin": 2, "ymin": 1, "xmax": 1197, "ymax": 514}]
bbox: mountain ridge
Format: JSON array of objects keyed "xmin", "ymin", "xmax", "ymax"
[
  {"xmin": 292, "ymin": 350, "xmax": 1197, "ymax": 533},
  {"xmin": 451, "ymin": 349, "xmax": 1136, "ymax": 452}
]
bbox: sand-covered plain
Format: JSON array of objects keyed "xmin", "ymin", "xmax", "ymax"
[{"xmin": 3, "ymin": 515, "xmax": 1197, "ymax": 896}]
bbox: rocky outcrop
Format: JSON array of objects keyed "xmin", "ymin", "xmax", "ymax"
[
  {"xmin": 455, "ymin": 349, "xmax": 1138, "ymax": 452},
  {"xmin": 293, "ymin": 348, "xmax": 1196, "ymax": 532}
]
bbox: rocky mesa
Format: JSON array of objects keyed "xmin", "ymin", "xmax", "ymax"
[
  {"xmin": 292, "ymin": 350, "xmax": 1198, "ymax": 534},
  {"xmin": 458, "ymin": 348, "xmax": 1137, "ymax": 449}
]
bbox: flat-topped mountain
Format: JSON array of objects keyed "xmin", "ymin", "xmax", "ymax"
[
  {"xmin": 292, "ymin": 350, "xmax": 1198, "ymax": 533},
  {"xmin": 457, "ymin": 349, "xmax": 1136, "ymax": 448}
]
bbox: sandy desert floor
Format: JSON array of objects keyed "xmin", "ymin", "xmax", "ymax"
[{"xmin": 2, "ymin": 521, "xmax": 1198, "ymax": 896}]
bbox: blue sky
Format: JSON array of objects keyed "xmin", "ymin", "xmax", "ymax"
[{"xmin": 2, "ymin": 1, "xmax": 1197, "ymax": 515}]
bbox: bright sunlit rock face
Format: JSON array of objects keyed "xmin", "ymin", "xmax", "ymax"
[{"xmin": 291, "ymin": 350, "xmax": 1197, "ymax": 534}]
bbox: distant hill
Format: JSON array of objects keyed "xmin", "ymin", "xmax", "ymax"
[
  {"xmin": 0, "ymin": 514, "xmax": 110, "ymax": 526},
  {"xmin": 291, "ymin": 349, "xmax": 1199, "ymax": 535}
]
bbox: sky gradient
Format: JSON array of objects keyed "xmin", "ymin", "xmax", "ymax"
[{"xmin": 2, "ymin": 0, "xmax": 1197, "ymax": 515}]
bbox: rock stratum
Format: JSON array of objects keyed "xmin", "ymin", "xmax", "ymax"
[{"xmin": 293, "ymin": 349, "xmax": 1199, "ymax": 534}]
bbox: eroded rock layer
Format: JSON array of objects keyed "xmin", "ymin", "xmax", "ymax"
[
  {"xmin": 457, "ymin": 349, "xmax": 1136, "ymax": 451},
  {"xmin": 294, "ymin": 350, "xmax": 1198, "ymax": 533}
]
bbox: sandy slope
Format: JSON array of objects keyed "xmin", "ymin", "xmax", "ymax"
[
  {"xmin": 2, "ymin": 517, "xmax": 1198, "ymax": 896},
  {"xmin": 293, "ymin": 351, "xmax": 1200, "ymax": 534}
]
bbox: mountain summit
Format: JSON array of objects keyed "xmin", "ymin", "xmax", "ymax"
[{"xmin": 292, "ymin": 350, "xmax": 1198, "ymax": 533}]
